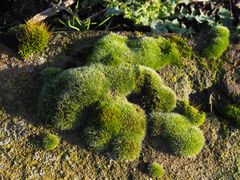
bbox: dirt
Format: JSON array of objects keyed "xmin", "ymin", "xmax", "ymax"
[{"xmin": 0, "ymin": 31, "xmax": 239, "ymax": 179}]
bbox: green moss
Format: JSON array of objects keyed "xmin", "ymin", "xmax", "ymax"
[
  {"xmin": 41, "ymin": 67, "xmax": 63, "ymax": 82},
  {"xmin": 18, "ymin": 20, "xmax": 50, "ymax": 59},
  {"xmin": 159, "ymin": 38, "xmax": 182, "ymax": 66},
  {"xmin": 38, "ymin": 34, "xmax": 180, "ymax": 161},
  {"xmin": 136, "ymin": 66, "xmax": 176, "ymax": 112},
  {"xmin": 43, "ymin": 133, "xmax": 60, "ymax": 150},
  {"xmin": 87, "ymin": 33, "xmax": 182, "ymax": 70},
  {"xmin": 38, "ymin": 64, "xmax": 110, "ymax": 130},
  {"xmin": 105, "ymin": 64, "xmax": 137, "ymax": 96},
  {"xmin": 84, "ymin": 98, "xmax": 146, "ymax": 159},
  {"xmin": 38, "ymin": 64, "xmax": 175, "ymax": 131},
  {"xmin": 88, "ymin": 33, "xmax": 134, "ymax": 66},
  {"xmin": 150, "ymin": 112, "xmax": 205, "ymax": 157},
  {"xmin": 84, "ymin": 127, "xmax": 112, "ymax": 151},
  {"xmin": 128, "ymin": 37, "xmax": 167, "ymax": 69},
  {"xmin": 148, "ymin": 162, "xmax": 165, "ymax": 178},
  {"xmin": 224, "ymin": 104, "xmax": 240, "ymax": 127},
  {"xmin": 177, "ymin": 101, "xmax": 206, "ymax": 126},
  {"xmin": 112, "ymin": 133, "xmax": 143, "ymax": 161},
  {"xmin": 202, "ymin": 25, "xmax": 229, "ymax": 60},
  {"xmin": 169, "ymin": 35, "xmax": 193, "ymax": 59}
]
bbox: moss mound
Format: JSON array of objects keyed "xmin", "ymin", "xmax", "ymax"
[
  {"xmin": 177, "ymin": 101, "xmax": 206, "ymax": 126},
  {"xmin": 38, "ymin": 63, "xmax": 175, "ymax": 161},
  {"xmin": 223, "ymin": 104, "xmax": 240, "ymax": 127},
  {"xmin": 148, "ymin": 162, "xmax": 165, "ymax": 178},
  {"xmin": 202, "ymin": 25, "xmax": 229, "ymax": 60},
  {"xmin": 38, "ymin": 64, "xmax": 109, "ymax": 130},
  {"xmin": 38, "ymin": 64, "xmax": 176, "ymax": 131},
  {"xmin": 18, "ymin": 20, "xmax": 50, "ymax": 59},
  {"xmin": 84, "ymin": 127, "xmax": 112, "ymax": 151},
  {"xmin": 87, "ymin": 32, "xmax": 187, "ymax": 70},
  {"xmin": 38, "ymin": 33, "xmax": 209, "ymax": 161},
  {"xmin": 84, "ymin": 98, "xmax": 146, "ymax": 159},
  {"xmin": 43, "ymin": 133, "xmax": 60, "ymax": 150},
  {"xmin": 150, "ymin": 112, "xmax": 205, "ymax": 157},
  {"xmin": 112, "ymin": 133, "xmax": 143, "ymax": 161}
]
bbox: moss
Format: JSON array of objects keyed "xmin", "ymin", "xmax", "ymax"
[
  {"xmin": 105, "ymin": 64, "xmax": 137, "ymax": 96},
  {"xmin": 148, "ymin": 162, "xmax": 165, "ymax": 178},
  {"xmin": 41, "ymin": 67, "xmax": 63, "ymax": 82},
  {"xmin": 84, "ymin": 98, "xmax": 146, "ymax": 160},
  {"xmin": 224, "ymin": 104, "xmax": 240, "ymax": 127},
  {"xmin": 84, "ymin": 127, "xmax": 112, "ymax": 151},
  {"xmin": 177, "ymin": 101, "xmax": 206, "ymax": 126},
  {"xmin": 150, "ymin": 112, "xmax": 205, "ymax": 157},
  {"xmin": 169, "ymin": 35, "xmax": 193, "ymax": 59},
  {"xmin": 112, "ymin": 133, "xmax": 143, "ymax": 161},
  {"xmin": 128, "ymin": 37, "xmax": 168, "ymax": 69},
  {"xmin": 38, "ymin": 33, "xmax": 181, "ymax": 161},
  {"xmin": 136, "ymin": 66, "xmax": 176, "ymax": 112},
  {"xmin": 38, "ymin": 64, "xmax": 109, "ymax": 130},
  {"xmin": 202, "ymin": 25, "xmax": 230, "ymax": 60},
  {"xmin": 43, "ymin": 133, "xmax": 60, "ymax": 150},
  {"xmin": 87, "ymin": 32, "xmax": 182, "ymax": 70},
  {"xmin": 38, "ymin": 64, "xmax": 175, "ymax": 131},
  {"xmin": 88, "ymin": 33, "xmax": 134, "ymax": 66},
  {"xmin": 38, "ymin": 63, "xmax": 177, "ymax": 161},
  {"xmin": 18, "ymin": 20, "xmax": 50, "ymax": 59},
  {"xmin": 159, "ymin": 38, "xmax": 182, "ymax": 66}
]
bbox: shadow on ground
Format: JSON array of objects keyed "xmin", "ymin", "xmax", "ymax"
[{"xmin": 0, "ymin": 31, "xmax": 107, "ymax": 147}]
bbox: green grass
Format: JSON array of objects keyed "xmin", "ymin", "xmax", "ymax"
[
  {"xmin": 224, "ymin": 104, "xmax": 240, "ymax": 127},
  {"xmin": 18, "ymin": 20, "xmax": 50, "ymax": 59},
  {"xmin": 43, "ymin": 133, "xmax": 60, "ymax": 150},
  {"xmin": 150, "ymin": 112, "xmax": 205, "ymax": 157},
  {"xmin": 202, "ymin": 25, "xmax": 229, "ymax": 60},
  {"xmin": 148, "ymin": 162, "xmax": 165, "ymax": 178}
]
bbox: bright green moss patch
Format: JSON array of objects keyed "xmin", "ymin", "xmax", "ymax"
[
  {"xmin": 224, "ymin": 104, "xmax": 240, "ymax": 127},
  {"xmin": 84, "ymin": 98, "xmax": 146, "ymax": 159},
  {"xmin": 38, "ymin": 64, "xmax": 109, "ymax": 130},
  {"xmin": 135, "ymin": 66, "xmax": 176, "ymax": 112},
  {"xmin": 43, "ymin": 133, "xmax": 60, "ymax": 150},
  {"xmin": 18, "ymin": 20, "xmax": 50, "ymax": 59},
  {"xmin": 112, "ymin": 133, "xmax": 143, "ymax": 161},
  {"xmin": 148, "ymin": 162, "xmax": 165, "ymax": 178},
  {"xmin": 38, "ymin": 64, "xmax": 176, "ymax": 131},
  {"xmin": 87, "ymin": 33, "xmax": 184, "ymax": 70},
  {"xmin": 150, "ymin": 112, "xmax": 205, "ymax": 157},
  {"xmin": 38, "ymin": 64, "xmax": 175, "ymax": 161},
  {"xmin": 177, "ymin": 101, "xmax": 206, "ymax": 126},
  {"xmin": 202, "ymin": 25, "xmax": 229, "ymax": 60},
  {"xmin": 84, "ymin": 127, "xmax": 112, "ymax": 151},
  {"xmin": 37, "ymin": 32, "xmax": 211, "ymax": 161},
  {"xmin": 105, "ymin": 64, "xmax": 137, "ymax": 96}
]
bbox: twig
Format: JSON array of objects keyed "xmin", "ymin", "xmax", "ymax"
[
  {"xmin": 31, "ymin": 0, "xmax": 75, "ymax": 22},
  {"xmin": 83, "ymin": 8, "xmax": 107, "ymax": 21}
]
